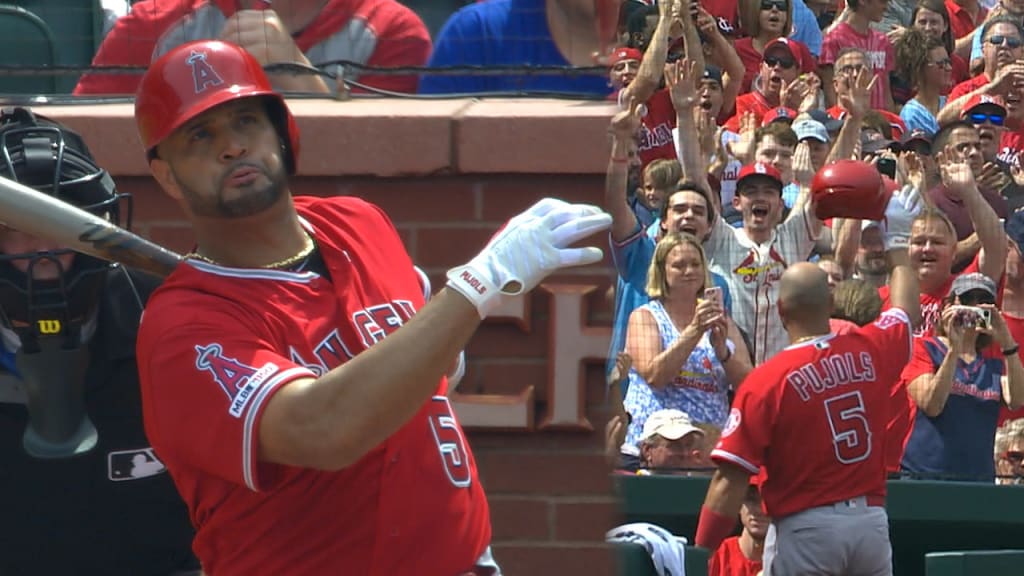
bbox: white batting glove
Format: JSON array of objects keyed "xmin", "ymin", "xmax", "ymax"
[
  {"xmin": 447, "ymin": 198, "xmax": 612, "ymax": 318},
  {"xmin": 883, "ymin": 183, "xmax": 923, "ymax": 250}
]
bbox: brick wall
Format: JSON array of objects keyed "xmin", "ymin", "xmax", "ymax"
[{"xmin": 50, "ymin": 100, "xmax": 623, "ymax": 575}]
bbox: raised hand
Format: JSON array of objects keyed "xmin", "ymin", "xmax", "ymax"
[
  {"xmin": 726, "ymin": 111, "xmax": 758, "ymax": 163},
  {"xmin": 696, "ymin": 109, "xmax": 717, "ymax": 161},
  {"xmin": 780, "ymin": 76, "xmax": 811, "ymax": 110},
  {"xmin": 792, "ymin": 140, "xmax": 815, "ymax": 186},
  {"xmin": 838, "ymin": 66, "xmax": 877, "ymax": 119},
  {"xmin": 977, "ymin": 161, "xmax": 1011, "ymax": 191},
  {"xmin": 610, "ymin": 97, "xmax": 644, "ymax": 141},
  {"xmin": 667, "ymin": 58, "xmax": 700, "ymax": 111},
  {"xmin": 935, "ymin": 145, "xmax": 979, "ymax": 198}
]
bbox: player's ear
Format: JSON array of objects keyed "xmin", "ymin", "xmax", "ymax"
[{"xmin": 149, "ymin": 158, "xmax": 184, "ymax": 202}]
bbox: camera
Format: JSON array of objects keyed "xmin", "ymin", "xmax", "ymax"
[{"xmin": 949, "ymin": 305, "xmax": 991, "ymax": 329}]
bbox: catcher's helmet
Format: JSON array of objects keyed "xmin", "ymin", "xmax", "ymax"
[
  {"xmin": 811, "ymin": 160, "xmax": 889, "ymax": 221},
  {"xmin": 134, "ymin": 40, "xmax": 300, "ymax": 174}
]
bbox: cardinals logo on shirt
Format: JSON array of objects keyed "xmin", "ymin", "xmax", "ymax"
[{"xmin": 723, "ymin": 408, "xmax": 742, "ymax": 437}]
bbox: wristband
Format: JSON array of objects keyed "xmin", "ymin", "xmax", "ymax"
[
  {"xmin": 695, "ymin": 505, "xmax": 736, "ymax": 551},
  {"xmin": 446, "ymin": 264, "xmax": 502, "ymax": 319},
  {"xmin": 1004, "ymin": 345, "xmax": 1020, "ymax": 357}
]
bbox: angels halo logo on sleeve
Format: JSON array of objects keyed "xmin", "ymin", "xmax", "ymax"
[{"xmin": 722, "ymin": 407, "xmax": 742, "ymax": 437}]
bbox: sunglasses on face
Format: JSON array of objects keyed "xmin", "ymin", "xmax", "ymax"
[
  {"xmin": 764, "ymin": 56, "xmax": 796, "ymax": 69},
  {"xmin": 969, "ymin": 112, "xmax": 1006, "ymax": 126},
  {"xmin": 987, "ymin": 34, "xmax": 1024, "ymax": 48},
  {"xmin": 1002, "ymin": 451, "xmax": 1024, "ymax": 463},
  {"xmin": 761, "ymin": 0, "xmax": 788, "ymax": 11}
]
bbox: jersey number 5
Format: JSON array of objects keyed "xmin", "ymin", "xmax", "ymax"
[
  {"xmin": 824, "ymin": 391, "xmax": 871, "ymax": 464},
  {"xmin": 428, "ymin": 396, "xmax": 473, "ymax": 488}
]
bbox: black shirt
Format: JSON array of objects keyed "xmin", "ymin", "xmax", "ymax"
[{"xmin": 0, "ymin": 267, "xmax": 198, "ymax": 576}]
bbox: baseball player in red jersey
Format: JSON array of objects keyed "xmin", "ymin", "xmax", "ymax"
[
  {"xmin": 695, "ymin": 262, "xmax": 921, "ymax": 575},
  {"xmin": 131, "ymin": 40, "xmax": 611, "ymax": 576}
]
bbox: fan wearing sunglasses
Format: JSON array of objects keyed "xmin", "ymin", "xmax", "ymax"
[
  {"xmin": 723, "ymin": 38, "xmax": 816, "ymax": 132},
  {"xmin": 938, "ymin": 16, "xmax": 1024, "ymax": 125},
  {"xmin": 994, "ymin": 418, "xmax": 1024, "ymax": 485},
  {"xmin": 733, "ymin": 0, "xmax": 815, "ymax": 93},
  {"xmin": 955, "ymin": 94, "xmax": 1024, "ymax": 202},
  {"xmin": 899, "ymin": 273, "xmax": 1024, "ymax": 482}
]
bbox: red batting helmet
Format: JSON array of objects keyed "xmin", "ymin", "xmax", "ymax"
[
  {"xmin": 811, "ymin": 160, "xmax": 889, "ymax": 221},
  {"xmin": 134, "ymin": 40, "xmax": 300, "ymax": 174}
]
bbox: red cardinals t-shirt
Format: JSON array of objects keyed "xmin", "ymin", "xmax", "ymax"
[
  {"xmin": 136, "ymin": 196, "xmax": 491, "ymax": 576},
  {"xmin": 712, "ymin": 308, "xmax": 913, "ymax": 518},
  {"xmin": 999, "ymin": 129, "xmax": 1024, "ymax": 168},
  {"xmin": 633, "ymin": 89, "xmax": 679, "ymax": 167},
  {"xmin": 946, "ymin": 0, "xmax": 988, "ymax": 40},
  {"xmin": 709, "ymin": 536, "xmax": 763, "ymax": 576},
  {"xmin": 820, "ymin": 23, "xmax": 894, "ymax": 110},
  {"xmin": 1001, "ymin": 314, "xmax": 1024, "ymax": 425}
]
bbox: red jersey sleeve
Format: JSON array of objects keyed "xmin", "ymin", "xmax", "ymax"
[
  {"xmin": 355, "ymin": 1, "xmax": 432, "ymax": 93},
  {"xmin": 139, "ymin": 306, "xmax": 316, "ymax": 492},
  {"xmin": 856, "ymin": 308, "xmax": 913, "ymax": 384},
  {"xmin": 711, "ymin": 366, "xmax": 782, "ymax": 473}
]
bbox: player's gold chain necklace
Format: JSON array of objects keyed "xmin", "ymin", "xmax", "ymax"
[
  {"xmin": 185, "ymin": 232, "xmax": 316, "ymax": 270},
  {"xmin": 792, "ymin": 333, "xmax": 827, "ymax": 345}
]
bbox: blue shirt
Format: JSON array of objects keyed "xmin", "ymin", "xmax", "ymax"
[
  {"xmin": 901, "ymin": 338, "xmax": 1003, "ymax": 482},
  {"xmin": 419, "ymin": 0, "xmax": 612, "ymax": 96},
  {"xmin": 790, "ymin": 0, "xmax": 823, "ymax": 57},
  {"xmin": 607, "ymin": 225, "xmax": 733, "ymax": 378},
  {"xmin": 899, "ymin": 97, "xmax": 944, "ymax": 135}
]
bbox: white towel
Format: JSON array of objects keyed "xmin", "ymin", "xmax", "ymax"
[{"xmin": 606, "ymin": 522, "xmax": 687, "ymax": 576}]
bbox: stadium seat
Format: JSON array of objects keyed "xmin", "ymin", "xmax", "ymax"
[
  {"xmin": 0, "ymin": 4, "xmax": 57, "ymax": 94},
  {"xmin": 11, "ymin": 0, "xmax": 103, "ymax": 93}
]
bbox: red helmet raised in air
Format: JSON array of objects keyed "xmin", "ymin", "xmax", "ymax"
[
  {"xmin": 811, "ymin": 160, "xmax": 889, "ymax": 221},
  {"xmin": 134, "ymin": 40, "xmax": 300, "ymax": 174}
]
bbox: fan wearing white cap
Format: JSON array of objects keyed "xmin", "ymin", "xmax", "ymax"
[{"xmin": 637, "ymin": 409, "xmax": 707, "ymax": 473}]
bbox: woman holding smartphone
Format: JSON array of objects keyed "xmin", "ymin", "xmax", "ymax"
[
  {"xmin": 898, "ymin": 273, "xmax": 1024, "ymax": 481},
  {"xmin": 619, "ymin": 232, "xmax": 751, "ymax": 470}
]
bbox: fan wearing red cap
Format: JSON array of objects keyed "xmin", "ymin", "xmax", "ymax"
[
  {"xmin": 961, "ymin": 94, "xmax": 1009, "ymax": 167},
  {"xmin": 820, "ymin": 2, "xmax": 895, "ymax": 111},
  {"xmin": 609, "ymin": 47, "xmax": 643, "ymax": 92},
  {"xmin": 732, "ymin": 1, "xmax": 816, "ymax": 94},
  {"xmin": 724, "ymin": 39, "xmax": 814, "ymax": 132},
  {"xmin": 614, "ymin": 0, "xmax": 682, "ymax": 168}
]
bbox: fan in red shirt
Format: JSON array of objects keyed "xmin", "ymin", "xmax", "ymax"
[
  {"xmin": 820, "ymin": 0, "xmax": 895, "ymax": 111},
  {"xmin": 999, "ymin": 212, "xmax": 1024, "ymax": 425},
  {"xmin": 940, "ymin": 16, "xmax": 1024, "ymax": 122},
  {"xmin": 695, "ymin": 263, "xmax": 919, "ymax": 575},
  {"xmin": 945, "ymin": 0, "xmax": 987, "ymax": 40},
  {"xmin": 732, "ymin": 0, "xmax": 816, "ymax": 93},
  {"xmin": 725, "ymin": 39, "xmax": 813, "ymax": 132},
  {"xmin": 708, "ymin": 482, "xmax": 768, "ymax": 576},
  {"xmin": 74, "ymin": 0, "xmax": 431, "ymax": 95}
]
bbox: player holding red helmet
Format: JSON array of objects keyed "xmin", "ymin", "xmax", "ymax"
[{"xmin": 133, "ymin": 40, "xmax": 612, "ymax": 576}]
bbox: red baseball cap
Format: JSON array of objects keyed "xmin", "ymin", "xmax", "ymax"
[
  {"xmin": 764, "ymin": 38, "xmax": 805, "ymax": 70},
  {"xmin": 761, "ymin": 107, "xmax": 798, "ymax": 126},
  {"xmin": 609, "ymin": 47, "xmax": 642, "ymax": 68},
  {"xmin": 736, "ymin": 162, "xmax": 784, "ymax": 190},
  {"xmin": 961, "ymin": 93, "xmax": 1007, "ymax": 117}
]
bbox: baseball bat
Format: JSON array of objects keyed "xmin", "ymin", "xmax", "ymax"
[{"xmin": 0, "ymin": 175, "xmax": 183, "ymax": 278}]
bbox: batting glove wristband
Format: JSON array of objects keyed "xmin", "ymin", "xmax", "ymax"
[
  {"xmin": 447, "ymin": 198, "xmax": 612, "ymax": 319},
  {"xmin": 883, "ymin": 183, "xmax": 923, "ymax": 250}
]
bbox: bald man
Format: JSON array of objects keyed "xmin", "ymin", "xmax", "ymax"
[{"xmin": 696, "ymin": 263, "xmax": 919, "ymax": 576}]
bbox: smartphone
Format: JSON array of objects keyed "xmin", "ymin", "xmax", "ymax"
[
  {"xmin": 877, "ymin": 157, "xmax": 897, "ymax": 179},
  {"xmin": 704, "ymin": 286, "xmax": 724, "ymax": 311}
]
